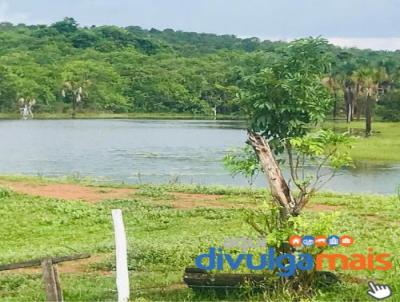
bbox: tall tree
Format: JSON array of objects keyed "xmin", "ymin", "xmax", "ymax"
[
  {"xmin": 51, "ymin": 17, "xmax": 79, "ymax": 34},
  {"xmin": 61, "ymin": 60, "xmax": 128, "ymax": 117},
  {"xmin": 242, "ymin": 38, "xmax": 351, "ymax": 220},
  {"xmin": 322, "ymin": 66, "xmax": 341, "ymax": 120},
  {"xmin": 355, "ymin": 68, "xmax": 388, "ymax": 136}
]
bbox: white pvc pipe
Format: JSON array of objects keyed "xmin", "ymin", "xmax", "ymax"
[{"xmin": 112, "ymin": 209, "xmax": 130, "ymax": 302}]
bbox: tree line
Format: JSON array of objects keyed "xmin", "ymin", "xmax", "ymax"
[{"xmin": 0, "ymin": 17, "xmax": 399, "ymax": 125}]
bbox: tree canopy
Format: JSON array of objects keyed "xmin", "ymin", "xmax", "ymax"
[
  {"xmin": 243, "ymin": 38, "xmax": 333, "ymax": 152},
  {"xmin": 0, "ymin": 18, "xmax": 399, "ymax": 120}
]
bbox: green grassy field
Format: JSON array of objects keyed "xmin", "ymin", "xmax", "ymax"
[
  {"xmin": 325, "ymin": 121, "xmax": 400, "ymax": 163},
  {"xmin": 0, "ymin": 177, "xmax": 398, "ymax": 301}
]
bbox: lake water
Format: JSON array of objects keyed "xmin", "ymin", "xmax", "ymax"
[{"xmin": 0, "ymin": 119, "xmax": 399, "ymax": 194}]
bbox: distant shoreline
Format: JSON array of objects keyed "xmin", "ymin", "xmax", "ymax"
[{"xmin": 0, "ymin": 112, "xmax": 244, "ymax": 120}]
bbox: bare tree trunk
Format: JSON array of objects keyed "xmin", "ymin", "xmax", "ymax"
[
  {"xmin": 355, "ymin": 84, "xmax": 362, "ymax": 121},
  {"xmin": 332, "ymin": 91, "xmax": 337, "ymax": 120},
  {"xmin": 347, "ymin": 104, "xmax": 352, "ymax": 123},
  {"xmin": 72, "ymin": 100, "xmax": 76, "ymax": 119},
  {"xmin": 247, "ymin": 132, "xmax": 294, "ymax": 220},
  {"xmin": 355, "ymin": 97, "xmax": 362, "ymax": 120},
  {"xmin": 365, "ymin": 95, "xmax": 372, "ymax": 136},
  {"xmin": 344, "ymin": 87, "xmax": 354, "ymax": 123}
]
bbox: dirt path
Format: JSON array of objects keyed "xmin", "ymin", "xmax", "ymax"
[
  {"xmin": 0, "ymin": 180, "xmax": 135, "ymax": 203},
  {"xmin": 167, "ymin": 192, "xmax": 233, "ymax": 209},
  {"xmin": 0, "ymin": 179, "xmax": 232, "ymax": 208},
  {"xmin": 0, "ymin": 179, "xmax": 340, "ymax": 212}
]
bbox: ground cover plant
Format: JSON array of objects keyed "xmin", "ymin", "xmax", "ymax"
[{"xmin": 0, "ymin": 177, "xmax": 398, "ymax": 301}]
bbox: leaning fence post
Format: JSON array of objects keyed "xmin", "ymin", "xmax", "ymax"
[{"xmin": 112, "ymin": 209, "xmax": 130, "ymax": 302}]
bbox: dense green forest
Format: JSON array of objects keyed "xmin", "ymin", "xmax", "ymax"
[{"xmin": 0, "ymin": 17, "xmax": 399, "ymax": 120}]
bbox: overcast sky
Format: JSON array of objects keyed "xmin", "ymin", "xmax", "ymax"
[{"xmin": 1, "ymin": 0, "xmax": 400, "ymax": 50}]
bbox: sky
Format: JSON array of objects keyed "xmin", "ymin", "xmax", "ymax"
[{"xmin": 1, "ymin": 0, "xmax": 400, "ymax": 51}]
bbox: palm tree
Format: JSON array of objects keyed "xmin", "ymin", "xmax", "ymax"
[
  {"xmin": 61, "ymin": 82, "xmax": 87, "ymax": 118},
  {"xmin": 354, "ymin": 68, "xmax": 388, "ymax": 136},
  {"xmin": 341, "ymin": 71, "xmax": 364, "ymax": 124},
  {"xmin": 350, "ymin": 72, "xmax": 364, "ymax": 120},
  {"xmin": 322, "ymin": 71, "xmax": 341, "ymax": 120},
  {"xmin": 61, "ymin": 62, "xmax": 91, "ymax": 118}
]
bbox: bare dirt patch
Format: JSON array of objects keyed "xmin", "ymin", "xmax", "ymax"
[
  {"xmin": 362, "ymin": 213, "xmax": 379, "ymax": 221},
  {"xmin": 57, "ymin": 254, "xmax": 110, "ymax": 274},
  {"xmin": 0, "ymin": 179, "xmax": 345, "ymax": 211},
  {"xmin": 167, "ymin": 192, "xmax": 232, "ymax": 209},
  {"xmin": 0, "ymin": 254, "xmax": 110, "ymax": 275},
  {"xmin": 2, "ymin": 179, "xmax": 342, "ymax": 211},
  {"xmin": 305, "ymin": 203, "xmax": 342, "ymax": 212},
  {"xmin": 0, "ymin": 180, "xmax": 135, "ymax": 203},
  {"xmin": 0, "ymin": 179, "xmax": 238, "ymax": 208}
]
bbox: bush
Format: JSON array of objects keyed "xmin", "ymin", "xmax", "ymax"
[
  {"xmin": 0, "ymin": 187, "xmax": 11, "ymax": 198},
  {"xmin": 223, "ymin": 146, "xmax": 260, "ymax": 186},
  {"xmin": 376, "ymin": 89, "xmax": 400, "ymax": 121}
]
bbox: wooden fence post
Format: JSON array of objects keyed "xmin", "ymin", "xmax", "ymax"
[
  {"xmin": 1, "ymin": 254, "xmax": 88, "ymax": 302},
  {"xmin": 112, "ymin": 209, "xmax": 130, "ymax": 302},
  {"xmin": 41, "ymin": 258, "xmax": 63, "ymax": 302}
]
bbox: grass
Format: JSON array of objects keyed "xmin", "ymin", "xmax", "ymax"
[
  {"xmin": 324, "ymin": 120, "xmax": 400, "ymax": 163},
  {"xmin": 0, "ymin": 177, "xmax": 399, "ymax": 301}
]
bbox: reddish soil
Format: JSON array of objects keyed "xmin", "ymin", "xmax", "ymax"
[
  {"xmin": 0, "ymin": 180, "xmax": 135, "ymax": 203},
  {"xmin": 167, "ymin": 192, "xmax": 235, "ymax": 209},
  {"xmin": 0, "ymin": 179, "xmax": 233, "ymax": 208},
  {"xmin": 0, "ymin": 179, "xmax": 340, "ymax": 212},
  {"xmin": 56, "ymin": 254, "xmax": 110, "ymax": 274}
]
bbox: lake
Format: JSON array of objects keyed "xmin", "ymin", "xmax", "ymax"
[{"xmin": 0, "ymin": 119, "xmax": 399, "ymax": 194}]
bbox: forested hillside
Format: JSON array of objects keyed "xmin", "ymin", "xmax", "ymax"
[{"xmin": 0, "ymin": 17, "xmax": 399, "ymax": 120}]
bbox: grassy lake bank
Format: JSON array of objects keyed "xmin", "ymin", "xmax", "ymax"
[
  {"xmin": 329, "ymin": 121, "xmax": 400, "ymax": 163},
  {"xmin": 0, "ymin": 176, "xmax": 398, "ymax": 301}
]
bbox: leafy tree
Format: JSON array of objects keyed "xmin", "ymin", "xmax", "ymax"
[
  {"xmin": 223, "ymin": 146, "xmax": 260, "ymax": 186},
  {"xmin": 243, "ymin": 38, "xmax": 332, "ymax": 153},
  {"xmin": 243, "ymin": 38, "xmax": 352, "ymax": 220},
  {"xmin": 71, "ymin": 30, "xmax": 100, "ymax": 49},
  {"xmin": 0, "ymin": 66, "xmax": 17, "ymax": 111},
  {"xmin": 0, "ymin": 18, "xmax": 399, "ymax": 120},
  {"xmin": 377, "ymin": 89, "xmax": 400, "ymax": 121},
  {"xmin": 51, "ymin": 17, "xmax": 79, "ymax": 34},
  {"xmin": 61, "ymin": 60, "xmax": 128, "ymax": 117}
]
